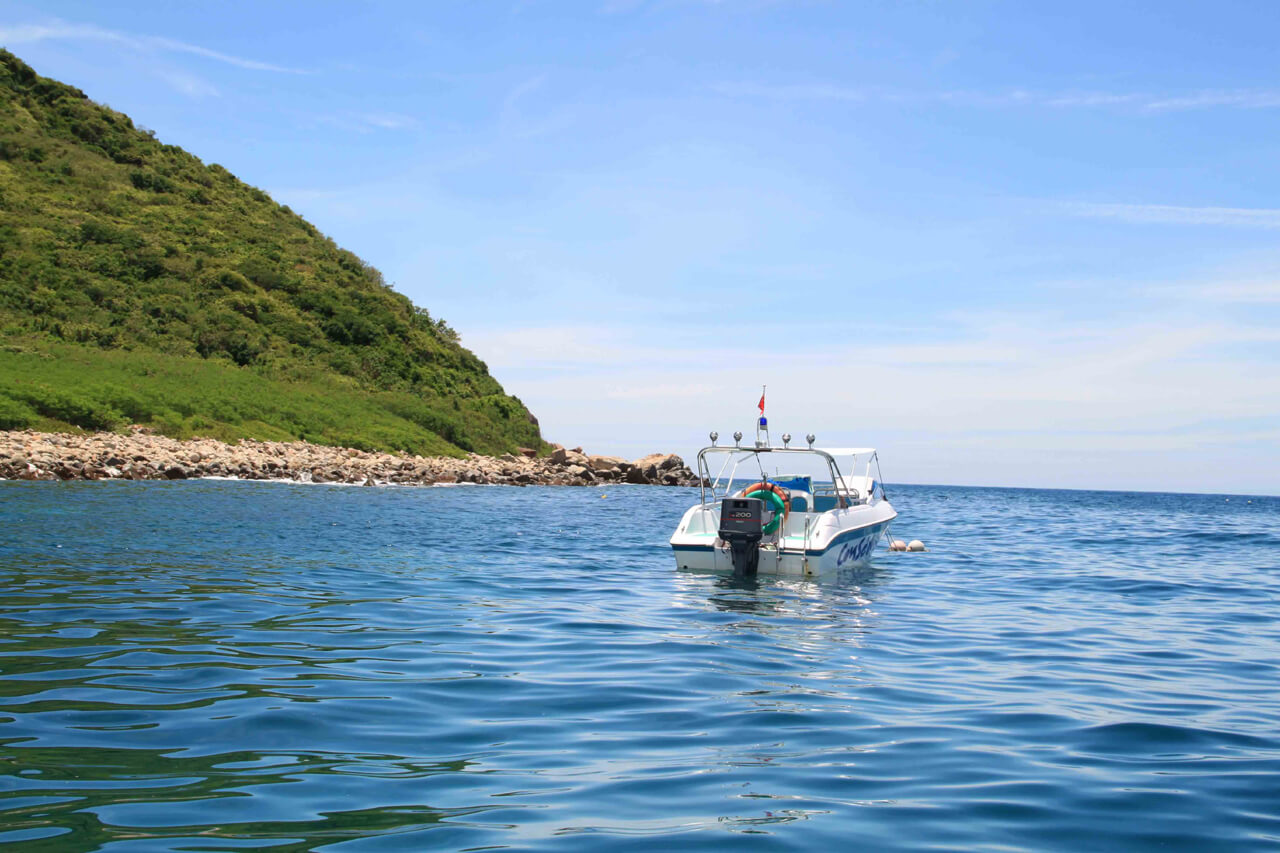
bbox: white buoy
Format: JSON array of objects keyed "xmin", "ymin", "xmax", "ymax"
[
  {"xmin": 890, "ymin": 539, "xmax": 907, "ymax": 552},
  {"xmin": 907, "ymin": 540, "xmax": 926, "ymax": 552}
]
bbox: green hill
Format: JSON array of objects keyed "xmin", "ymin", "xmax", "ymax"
[{"xmin": 0, "ymin": 49, "xmax": 542, "ymax": 456}]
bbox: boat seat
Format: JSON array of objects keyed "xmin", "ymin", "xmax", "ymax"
[
  {"xmin": 790, "ymin": 493, "xmax": 810, "ymax": 512},
  {"xmin": 813, "ymin": 494, "xmax": 864, "ymax": 512}
]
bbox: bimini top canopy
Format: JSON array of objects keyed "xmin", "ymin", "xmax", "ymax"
[{"xmin": 698, "ymin": 445, "xmax": 878, "ymax": 458}]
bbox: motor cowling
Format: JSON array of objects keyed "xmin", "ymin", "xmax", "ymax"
[{"xmin": 719, "ymin": 496, "xmax": 764, "ymax": 578}]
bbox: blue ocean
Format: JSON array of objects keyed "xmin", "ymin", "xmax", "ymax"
[{"xmin": 1, "ymin": 480, "xmax": 1277, "ymax": 850}]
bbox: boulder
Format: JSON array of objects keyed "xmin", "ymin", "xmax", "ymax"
[
  {"xmin": 633, "ymin": 453, "xmax": 684, "ymax": 472},
  {"xmin": 0, "ymin": 429, "xmax": 705, "ymax": 489},
  {"xmin": 548, "ymin": 447, "xmax": 588, "ymax": 466},
  {"xmin": 587, "ymin": 454, "xmax": 626, "ymax": 472}
]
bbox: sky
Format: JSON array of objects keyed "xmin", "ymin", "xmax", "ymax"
[{"xmin": 2, "ymin": 1, "xmax": 1278, "ymax": 494}]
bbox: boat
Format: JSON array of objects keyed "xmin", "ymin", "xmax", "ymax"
[{"xmin": 669, "ymin": 426, "xmax": 897, "ymax": 579}]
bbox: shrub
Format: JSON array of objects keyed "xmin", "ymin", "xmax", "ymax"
[
  {"xmin": 129, "ymin": 170, "xmax": 174, "ymax": 193},
  {"xmin": 324, "ymin": 309, "xmax": 381, "ymax": 346},
  {"xmin": 206, "ymin": 269, "xmax": 252, "ymax": 292},
  {"xmin": 0, "ymin": 394, "xmax": 35, "ymax": 429},
  {"xmin": 79, "ymin": 220, "xmax": 122, "ymax": 244},
  {"xmin": 8, "ymin": 384, "xmax": 124, "ymax": 430},
  {"xmin": 239, "ymin": 257, "xmax": 286, "ymax": 290}
]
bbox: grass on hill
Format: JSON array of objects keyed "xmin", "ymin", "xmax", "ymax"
[
  {"xmin": 0, "ymin": 342, "xmax": 541, "ymax": 456},
  {"xmin": 0, "ymin": 49, "xmax": 542, "ymax": 455}
]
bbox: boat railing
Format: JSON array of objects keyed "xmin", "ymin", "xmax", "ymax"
[{"xmin": 694, "ymin": 445, "xmax": 862, "ymax": 510}]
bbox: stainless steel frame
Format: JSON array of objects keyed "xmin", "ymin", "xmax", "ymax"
[{"xmin": 694, "ymin": 445, "xmax": 862, "ymax": 508}]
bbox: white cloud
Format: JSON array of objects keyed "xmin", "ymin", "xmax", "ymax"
[
  {"xmin": 498, "ymin": 74, "xmax": 573, "ymax": 139},
  {"xmin": 156, "ymin": 69, "xmax": 220, "ymax": 98},
  {"xmin": 314, "ymin": 112, "xmax": 419, "ymax": 133},
  {"xmin": 1038, "ymin": 92, "xmax": 1145, "ymax": 108},
  {"xmin": 1142, "ymin": 90, "xmax": 1280, "ymax": 112},
  {"xmin": 465, "ymin": 326, "xmax": 630, "ymax": 368},
  {"xmin": 605, "ymin": 382, "xmax": 721, "ymax": 400},
  {"xmin": 711, "ymin": 82, "xmax": 1280, "ymax": 113},
  {"xmin": 601, "ymin": 0, "xmax": 734, "ymax": 12},
  {"xmin": 948, "ymin": 88, "xmax": 1280, "ymax": 112},
  {"xmin": 471, "ymin": 310, "xmax": 1280, "ymax": 492},
  {"xmin": 1063, "ymin": 202, "xmax": 1280, "ymax": 229},
  {"xmin": 0, "ymin": 20, "xmax": 306, "ymax": 73},
  {"xmin": 357, "ymin": 112, "xmax": 417, "ymax": 130},
  {"xmin": 1146, "ymin": 276, "xmax": 1280, "ymax": 305},
  {"xmin": 709, "ymin": 81, "xmax": 867, "ymax": 102}
]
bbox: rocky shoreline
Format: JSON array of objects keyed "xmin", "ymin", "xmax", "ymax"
[{"xmin": 0, "ymin": 429, "xmax": 700, "ymax": 488}]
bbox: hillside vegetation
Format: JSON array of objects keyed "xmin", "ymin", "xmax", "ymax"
[{"xmin": 0, "ymin": 50, "xmax": 541, "ymax": 456}]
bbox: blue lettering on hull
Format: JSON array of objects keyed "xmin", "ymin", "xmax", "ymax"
[{"xmin": 835, "ymin": 534, "xmax": 878, "ymax": 568}]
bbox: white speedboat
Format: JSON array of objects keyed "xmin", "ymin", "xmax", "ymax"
[{"xmin": 670, "ymin": 431, "xmax": 896, "ymax": 579}]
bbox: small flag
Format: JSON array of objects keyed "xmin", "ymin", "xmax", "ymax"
[{"xmin": 757, "ymin": 392, "xmax": 765, "ymax": 414}]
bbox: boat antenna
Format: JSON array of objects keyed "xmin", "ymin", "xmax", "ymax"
[{"xmin": 874, "ymin": 452, "xmax": 887, "ymax": 500}]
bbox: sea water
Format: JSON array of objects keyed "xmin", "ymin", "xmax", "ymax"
[{"xmin": 0, "ymin": 480, "xmax": 1277, "ymax": 850}]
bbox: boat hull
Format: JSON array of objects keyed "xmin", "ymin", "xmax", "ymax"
[{"xmin": 670, "ymin": 502, "xmax": 896, "ymax": 579}]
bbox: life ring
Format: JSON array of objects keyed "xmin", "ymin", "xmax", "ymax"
[{"xmin": 739, "ymin": 481, "xmax": 790, "ymax": 534}]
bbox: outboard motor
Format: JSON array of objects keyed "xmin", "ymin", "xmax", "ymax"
[{"xmin": 719, "ymin": 496, "xmax": 764, "ymax": 578}]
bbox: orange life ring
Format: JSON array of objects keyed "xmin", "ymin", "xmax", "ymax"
[{"xmin": 738, "ymin": 481, "xmax": 791, "ymax": 533}]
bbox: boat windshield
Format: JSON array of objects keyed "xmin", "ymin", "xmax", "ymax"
[{"xmin": 695, "ymin": 446, "xmax": 872, "ymax": 507}]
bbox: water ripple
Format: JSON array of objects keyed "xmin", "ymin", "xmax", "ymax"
[{"xmin": 0, "ymin": 481, "xmax": 1278, "ymax": 850}]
